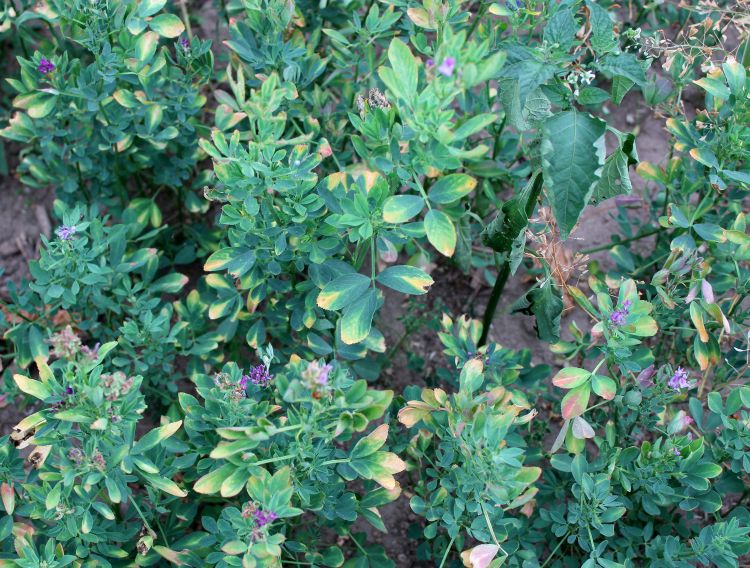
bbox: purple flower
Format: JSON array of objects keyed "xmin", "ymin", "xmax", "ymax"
[
  {"xmin": 316, "ymin": 363, "xmax": 333, "ymax": 386},
  {"xmin": 672, "ymin": 447, "xmax": 681, "ymax": 456},
  {"xmin": 56, "ymin": 225, "xmax": 76, "ymax": 241},
  {"xmin": 38, "ymin": 57, "xmax": 55, "ymax": 75},
  {"xmin": 667, "ymin": 367, "xmax": 691, "ymax": 391},
  {"xmin": 239, "ymin": 374, "xmax": 249, "ymax": 389},
  {"xmin": 253, "ymin": 509, "xmax": 278, "ymax": 528},
  {"xmin": 677, "ymin": 414, "xmax": 694, "ymax": 432},
  {"xmin": 65, "ymin": 386, "xmax": 74, "ymax": 396},
  {"xmin": 437, "ymin": 57, "xmax": 456, "ymax": 77},
  {"xmin": 248, "ymin": 365, "xmax": 272, "ymax": 387},
  {"xmin": 179, "ymin": 37, "xmax": 190, "ymax": 50},
  {"xmin": 81, "ymin": 342, "xmax": 101, "ymax": 361},
  {"xmin": 609, "ymin": 299, "xmax": 631, "ymax": 327},
  {"xmin": 426, "ymin": 58, "xmax": 435, "ymax": 67}
]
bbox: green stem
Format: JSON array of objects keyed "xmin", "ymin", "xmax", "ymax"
[
  {"xmin": 540, "ymin": 533, "xmax": 568, "ymax": 568},
  {"xmin": 179, "ymin": 0, "xmax": 192, "ymax": 38},
  {"xmin": 479, "ymin": 503, "xmax": 505, "ymax": 554},
  {"xmin": 478, "ymin": 173, "xmax": 544, "ymax": 346},
  {"xmin": 320, "ymin": 458, "xmax": 350, "ymax": 466},
  {"xmin": 252, "ymin": 453, "xmax": 296, "ymax": 466},
  {"xmin": 128, "ymin": 495, "xmax": 156, "ymax": 539},
  {"xmin": 439, "ymin": 535, "xmax": 456, "ymax": 568},
  {"xmin": 467, "ymin": 1, "xmax": 489, "ymax": 40},
  {"xmin": 580, "ymin": 227, "xmax": 661, "ymax": 255}
]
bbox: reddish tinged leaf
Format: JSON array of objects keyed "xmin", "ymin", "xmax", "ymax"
[
  {"xmin": 591, "ymin": 374, "xmax": 617, "ymax": 400},
  {"xmin": 552, "ymin": 367, "xmax": 590, "ymax": 389},
  {"xmin": 561, "ymin": 384, "xmax": 590, "ymax": 420}
]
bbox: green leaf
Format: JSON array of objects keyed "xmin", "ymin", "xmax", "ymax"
[
  {"xmin": 453, "ymin": 113, "xmax": 498, "ymax": 140},
  {"xmin": 694, "ymin": 77, "xmax": 730, "ymax": 100},
  {"xmin": 340, "ymin": 289, "xmax": 382, "ymax": 345},
  {"xmin": 194, "ymin": 464, "xmax": 235, "ymax": 495},
  {"xmin": 427, "ymin": 174, "xmax": 477, "ymax": 204},
  {"xmin": 135, "ymin": 31, "xmax": 159, "ymax": 63},
  {"xmin": 149, "ymin": 13, "xmax": 185, "ymax": 38},
  {"xmin": 591, "ymin": 374, "xmax": 617, "ymax": 400},
  {"xmin": 16, "ymin": 92, "xmax": 57, "ymax": 119},
  {"xmin": 45, "ymin": 483, "xmax": 61, "ymax": 511},
  {"xmin": 597, "ymin": 53, "xmax": 647, "ymax": 86},
  {"xmin": 691, "ymin": 462, "xmax": 722, "ymax": 479},
  {"xmin": 141, "ymin": 473, "xmax": 187, "ymax": 497},
  {"xmin": 376, "ymin": 266, "xmax": 433, "ymax": 295},
  {"xmin": 722, "ymin": 169, "xmax": 750, "ymax": 186},
  {"xmin": 693, "ymin": 223, "xmax": 726, "ymax": 243},
  {"xmin": 382, "ymin": 195, "xmax": 424, "ymax": 223},
  {"xmin": 577, "ymin": 86, "xmax": 610, "ymax": 105},
  {"xmin": 512, "ymin": 281, "xmax": 563, "ymax": 342},
  {"xmin": 350, "ymin": 424, "xmax": 388, "ymax": 459},
  {"xmin": 113, "ymin": 89, "xmax": 139, "ymax": 108},
  {"xmin": 131, "ymin": 421, "xmax": 182, "ymax": 455},
  {"xmin": 541, "ymin": 110, "xmax": 606, "ymax": 239},
  {"xmin": 722, "ymin": 56, "xmax": 746, "ymax": 95},
  {"xmin": 690, "ymin": 147, "xmax": 719, "ymax": 169},
  {"xmin": 586, "ymin": 1, "xmax": 617, "ymax": 54},
  {"xmin": 204, "ymin": 247, "xmax": 256, "ymax": 278},
  {"xmin": 138, "ymin": 0, "xmax": 167, "ymax": 17},
  {"xmin": 383, "ymin": 38, "xmax": 417, "ymax": 101},
  {"xmin": 611, "ymin": 75, "xmax": 635, "ymax": 104},
  {"xmin": 459, "ymin": 359, "xmax": 485, "ymax": 394},
  {"xmin": 591, "ymin": 150, "xmax": 631, "ymax": 204},
  {"xmin": 544, "ymin": 8, "xmax": 576, "ymax": 51},
  {"xmin": 150, "ymin": 273, "xmax": 189, "ymax": 294},
  {"xmin": 317, "ymin": 273, "xmax": 371, "ymax": 311},
  {"xmin": 424, "ymin": 210, "xmax": 456, "ymax": 257},
  {"xmin": 483, "ymin": 196, "xmax": 528, "ymax": 253},
  {"xmin": 14, "ymin": 374, "xmax": 51, "ymax": 400}
]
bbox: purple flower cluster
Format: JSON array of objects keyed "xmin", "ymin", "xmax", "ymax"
[
  {"xmin": 179, "ymin": 37, "xmax": 190, "ymax": 49},
  {"xmin": 242, "ymin": 365, "xmax": 273, "ymax": 388},
  {"xmin": 38, "ymin": 57, "xmax": 55, "ymax": 75},
  {"xmin": 56, "ymin": 225, "xmax": 76, "ymax": 241},
  {"xmin": 253, "ymin": 509, "xmax": 278, "ymax": 528},
  {"xmin": 609, "ymin": 299, "xmax": 631, "ymax": 327},
  {"xmin": 667, "ymin": 367, "xmax": 690, "ymax": 390}
]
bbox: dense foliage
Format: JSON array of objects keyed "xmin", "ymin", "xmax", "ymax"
[{"xmin": 1, "ymin": 1, "xmax": 749, "ymax": 567}]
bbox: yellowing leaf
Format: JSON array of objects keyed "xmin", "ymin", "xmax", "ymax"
[
  {"xmin": 424, "ymin": 209, "xmax": 456, "ymax": 256},
  {"xmin": 13, "ymin": 374, "xmax": 51, "ymax": 400}
]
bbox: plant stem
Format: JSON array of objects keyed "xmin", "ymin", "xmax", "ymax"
[
  {"xmin": 478, "ymin": 173, "xmax": 544, "ymax": 346},
  {"xmin": 439, "ymin": 535, "xmax": 456, "ymax": 568},
  {"xmin": 580, "ymin": 227, "xmax": 661, "ymax": 255},
  {"xmin": 252, "ymin": 453, "xmax": 295, "ymax": 466},
  {"xmin": 467, "ymin": 1, "xmax": 489, "ymax": 40},
  {"xmin": 179, "ymin": 0, "xmax": 192, "ymax": 39},
  {"xmin": 129, "ymin": 494, "xmax": 156, "ymax": 539},
  {"xmin": 478, "ymin": 261, "xmax": 511, "ymax": 347},
  {"xmin": 540, "ymin": 533, "xmax": 568, "ymax": 568},
  {"xmin": 481, "ymin": 502, "xmax": 500, "ymax": 546}
]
